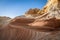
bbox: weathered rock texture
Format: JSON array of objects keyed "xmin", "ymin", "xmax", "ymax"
[
  {"xmin": 36, "ymin": 0, "xmax": 60, "ymax": 19},
  {"xmin": 25, "ymin": 0, "xmax": 60, "ymax": 20},
  {"xmin": 0, "ymin": 0, "xmax": 60, "ymax": 40},
  {"xmin": 0, "ymin": 17, "xmax": 60, "ymax": 40},
  {"xmin": 25, "ymin": 8, "xmax": 41, "ymax": 18}
]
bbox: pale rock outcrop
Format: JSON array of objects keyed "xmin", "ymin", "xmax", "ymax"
[
  {"xmin": 36, "ymin": 0, "xmax": 60, "ymax": 20},
  {"xmin": 25, "ymin": 8, "xmax": 41, "ymax": 18}
]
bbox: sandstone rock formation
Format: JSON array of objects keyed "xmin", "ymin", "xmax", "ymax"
[
  {"xmin": 36, "ymin": 0, "xmax": 60, "ymax": 20},
  {"xmin": 0, "ymin": 17, "xmax": 60, "ymax": 40},
  {"xmin": 25, "ymin": 0, "xmax": 60, "ymax": 20},
  {"xmin": 9, "ymin": 17, "xmax": 60, "ymax": 32},
  {"xmin": 25, "ymin": 8, "xmax": 41, "ymax": 18},
  {"xmin": 0, "ymin": 0, "xmax": 60, "ymax": 40}
]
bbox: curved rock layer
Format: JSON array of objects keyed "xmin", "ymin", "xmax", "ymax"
[
  {"xmin": 0, "ymin": 25, "xmax": 60, "ymax": 40},
  {"xmin": 0, "ymin": 17, "xmax": 60, "ymax": 40}
]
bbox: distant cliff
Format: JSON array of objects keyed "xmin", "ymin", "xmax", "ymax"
[{"xmin": 0, "ymin": 16, "xmax": 11, "ymax": 27}]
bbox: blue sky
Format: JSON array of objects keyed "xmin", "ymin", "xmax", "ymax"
[{"xmin": 0, "ymin": 0, "xmax": 47, "ymax": 18}]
